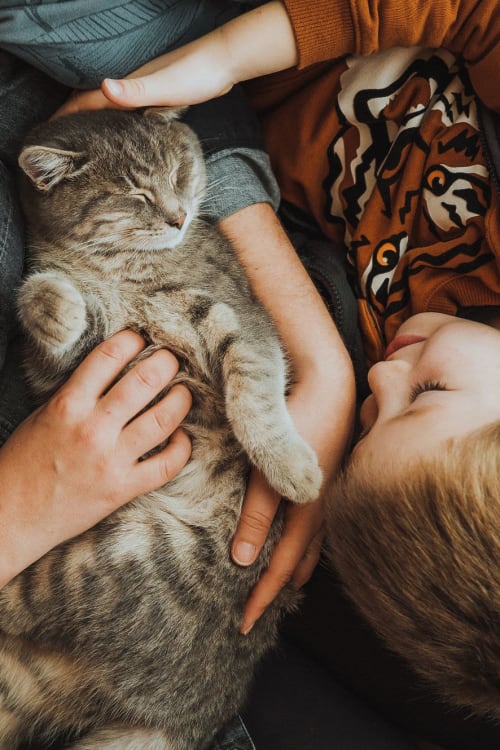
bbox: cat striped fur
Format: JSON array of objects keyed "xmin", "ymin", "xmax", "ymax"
[{"xmin": 3, "ymin": 108, "xmax": 322, "ymax": 749}]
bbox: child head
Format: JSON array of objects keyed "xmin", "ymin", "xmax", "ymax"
[{"xmin": 326, "ymin": 312, "xmax": 500, "ymax": 720}]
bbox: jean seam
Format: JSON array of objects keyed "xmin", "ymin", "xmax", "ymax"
[
  {"xmin": 0, "ymin": 169, "xmax": 12, "ymax": 268},
  {"xmin": 238, "ymin": 717, "xmax": 256, "ymax": 750}
]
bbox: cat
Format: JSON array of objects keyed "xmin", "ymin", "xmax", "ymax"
[{"xmin": 0, "ymin": 108, "xmax": 322, "ymax": 750}]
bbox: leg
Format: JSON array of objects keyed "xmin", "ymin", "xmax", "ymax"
[
  {"xmin": 17, "ymin": 272, "xmax": 88, "ymax": 356},
  {"xmin": 0, "ymin": 1, "xmax": 242, "ymax": 90},
  {"xmin": 0, "ymin": 51, "xmax": 68, "ymax": 167},
  {"xmin": 199, "ymin": 301, "xmax": 322, "ymax": 503},
  {"xmin": 0, "ymin": 160, "xmax": 33, "ymax": 444},
  {"xmin": 242, "ymin": 638, "xmax": 419, "ymax": 750},
  {"xmin": 0, "ymin": 161, "xmax": 23, "ymax": 371},
  {"xmin": 0, "ymin": 52, "xmax": 68, "ymax": 443}
]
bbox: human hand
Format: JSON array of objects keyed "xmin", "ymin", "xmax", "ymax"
[
  {"xmin": 55, "ymin": 1, "xmax": 297, "ymax": 117},
  {"xmin": 0, "ymin": 330, "xmax": 192, "ymax": 587},
  {"xmin": 233, "ymin": 374, "xmax": 354, "ymax": 635},
  {"xmin": 56, "ymin": 30, "xmax": 235, "ymax": 117},
  {"xmin": 235, "ymin": 468, "xmax": 325, "ymax": 636}
]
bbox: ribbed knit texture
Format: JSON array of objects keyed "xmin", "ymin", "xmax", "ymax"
[
  {"xmin": 282, "ymin": 0, "xmax": 500, "ymax": 112},
  {"xmin": 283, "ymin": 0, "xmax": 356, "ymax": 67}
]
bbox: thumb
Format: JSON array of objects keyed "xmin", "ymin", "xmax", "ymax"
[{"xmin": 102, "ymin": 74, "xmax": 188, "ymax": 108}]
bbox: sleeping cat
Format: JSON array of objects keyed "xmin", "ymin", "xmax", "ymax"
[{"xmin": 0, "ymin": 108, "xmax": 322, "ymax": 749}]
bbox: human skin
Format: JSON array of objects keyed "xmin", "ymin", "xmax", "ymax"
[
  {"xmin": 0, "ymin": 330, "xmax": 192, "ymax": 588},
  {"xmin": 355, "ymin": 312, "xmax": 500, "ymax": 467}
]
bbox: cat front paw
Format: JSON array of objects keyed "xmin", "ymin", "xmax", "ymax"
[
  {"xmin": 17, "ymin": 273, "xmax": 86, "ymax": 354},
  {"xmin": 264, "ymin": 437, "xmax": 323, "ymax": 505}
]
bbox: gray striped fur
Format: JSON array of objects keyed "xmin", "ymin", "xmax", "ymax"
[{"xmin": 3, "ymin": 109, "xmax": 321, "ymax": 749}]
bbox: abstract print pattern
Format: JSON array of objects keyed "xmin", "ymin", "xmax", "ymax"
[{"xmin": 322, "ymin": 47, "xmax": 495, "ymax": 358}]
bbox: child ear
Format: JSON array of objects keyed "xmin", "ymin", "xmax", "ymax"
[
  {"xmin": 143, "ymin": 106, "xmax": 189, "ymax": 123},
  {"xmin": 18, "ymin": 146, "xmax": 87, "ymax": 191}
]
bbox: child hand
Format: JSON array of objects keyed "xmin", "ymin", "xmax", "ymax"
[
  {"xmin": 55, "ymin": 1, "xmax": 297, "ymax": 117},
  {"xmin": 0, "ymin": 330, "xmax": 192, "ymax": 587},
  {"xmin": 233, "ymin": 372, "xmax": 355, "ymax": 635},
  {"xmin": 57, "ymin": 29, "xmax": 236, "ymax": 117},
  {"xmin": 235, "ymin": 468, "xmax": 326, "ymax": 636}
]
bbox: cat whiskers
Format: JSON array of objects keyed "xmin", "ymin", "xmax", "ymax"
[{"xmin": 197, "ymin": 176, "xmax": 231, "ymax": 219}]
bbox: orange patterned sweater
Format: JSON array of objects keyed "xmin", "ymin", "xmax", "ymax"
[{"xmin": 249, "ymin": 0, "xmax": 500, "ymax": 364}]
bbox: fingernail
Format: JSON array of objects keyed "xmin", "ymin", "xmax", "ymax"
[
  {"xmin": 232, "ymin": 541, "xmax": 256, "ymax": 566},
  {"xmin": 104, "ymin": 79, "xmax": 123, "ymax": 97},
  {"xmin": 240, "ymin": 620, "xmax": 255, "ymax": 636}
]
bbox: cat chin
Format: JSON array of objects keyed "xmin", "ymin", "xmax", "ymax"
[{"xmin": 133, "ymin": 232, "xmax": 189, "ymax": 252}]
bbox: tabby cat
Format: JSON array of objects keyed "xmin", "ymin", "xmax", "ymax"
[{"xmin": 0, "ymin": 109, "xmax": 322, "ymax": 750}]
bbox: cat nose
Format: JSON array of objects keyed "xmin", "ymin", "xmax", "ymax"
[{"xmin": 169, "ymin": 212, "xmax": 186, "ymax": 230}]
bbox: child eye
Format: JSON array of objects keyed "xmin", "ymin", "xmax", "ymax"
[{"xmin": 409, "ymin": 380, "xmax": 447, "ymax": 403}]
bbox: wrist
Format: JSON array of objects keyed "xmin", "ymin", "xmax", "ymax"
[
  {"xmin": 0, "ymin": 440, "xmax": 58, "ymax": 588},
  {"xmin": 222, "ymin": 1, "xmax": 298, "ymax": 84}
]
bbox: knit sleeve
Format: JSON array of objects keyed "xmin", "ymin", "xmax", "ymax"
[{"xmin": 282, "ymin": 0, "xmax": 500, "ymax": 110}]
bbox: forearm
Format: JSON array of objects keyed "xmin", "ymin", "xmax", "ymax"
[
  {"xmin": 127, "ymin": 1, "xmax": 297, "ymax": 90},
  {"xmin": 220, "ymin": 1, "xmax": 298, "ymax": 83},
  {"xmin": 0, "ymin": 436, "xmax": 65, "ymax": 588},
  {"xmin": 223, "ymin": 205, "xmax": 355, "ymax": 630},
  {"xmin": 220, "ymin": 204, "xmax": 350, "ymax": 372},
  {"xmin": 219, "ymin": 203, "xmax": 355, "ymax": 465},
  {"xmin": 0, "ymin": 465, "xmax": 51, "ymax": 588}
]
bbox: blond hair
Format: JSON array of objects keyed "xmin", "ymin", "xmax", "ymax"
[{"xmin": 326, "ymin": 420, "xmax": 500, "ymax": 721}]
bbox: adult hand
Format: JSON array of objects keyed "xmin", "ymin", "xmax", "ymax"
[{"xmin": 0, "ymin": 330, "xmax": 192, "ymax": 587}]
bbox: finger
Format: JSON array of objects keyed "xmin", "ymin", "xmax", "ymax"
[
  {"xmin": 102, "ymin": 74, "xmax": 180, "ymax": 108},
  {"xmin": 291, "ymin": 529, "xmax": 324, "ymax": 590},
  {"xmin": 53, "ymin": 88, "xmax": 119, "ymax": 118},
  {"xmin": 129, "ymin": 428, "xmax": 192, "ymax": 497},
  {"xmin": 123, "ymin": 384, "xmax": 192, "ymax": 457},
  {"xmin": 240, "ymin": 546, "xmax": 298, "ymax": 635},
  {"xmin": 61, "ymin": 330, "xmax": 146, "ymax": 404},
  {"xmin": 99, "ymin": 348, "xmax": 180, "ymax": 424},
  {"xmin": 240, "ymin": 505, "xmax": 324, "ymax": 633},
  {"xmin": 231, "ymin": 470, "xmax": 281, "ymax": 567}
]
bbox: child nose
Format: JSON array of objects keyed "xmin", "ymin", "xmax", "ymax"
[{"xmin": 367, "ymin": 358, "xmax": 412, "ymax": 406}]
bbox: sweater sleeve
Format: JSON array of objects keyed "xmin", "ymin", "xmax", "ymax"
[{"xmin": 282, "ymin": 0, "xmax": 500, "ymax": 111}]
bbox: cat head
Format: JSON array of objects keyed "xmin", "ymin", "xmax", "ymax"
[{"xmin": 18, "ymin": 107, "xmax": 206, "ymax": 251}]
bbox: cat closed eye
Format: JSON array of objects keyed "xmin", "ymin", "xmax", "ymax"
[
  {"xmin": 131, "ymin": 190, "xmax": 155, "ymax": 205},
  {"xmin": 168, "ymin": 169, "xmax": 179, "ymax": 190}
]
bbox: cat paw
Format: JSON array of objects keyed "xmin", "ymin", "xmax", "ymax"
[
  {"xmin": 264, "ymin": 438, "xmax": 323, "ymax": 504},
  {"xmin": 18, "ymin": 273, "xmax": 87, "ymax": 354}
]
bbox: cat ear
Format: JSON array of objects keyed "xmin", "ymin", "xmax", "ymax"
[
  {"xmin": 18, "ymin": 146, "xmax": 87, "ymax": 191},
  {"xmin": 143, "ymin": 106, "xmax": 188, "ymax": 123}
]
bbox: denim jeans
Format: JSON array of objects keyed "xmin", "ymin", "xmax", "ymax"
[
  {"xmin": 212, "ymin": 716, "xmax": 255, "ymax": 750},
  {"xmin": 0, "ymin": 51, "xmax": 68, "ymax": 440}
]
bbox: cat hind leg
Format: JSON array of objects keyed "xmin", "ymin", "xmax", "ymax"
[{"xmin": 201, "ymin": 303, "xmax": 322, "ymax": 503}]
